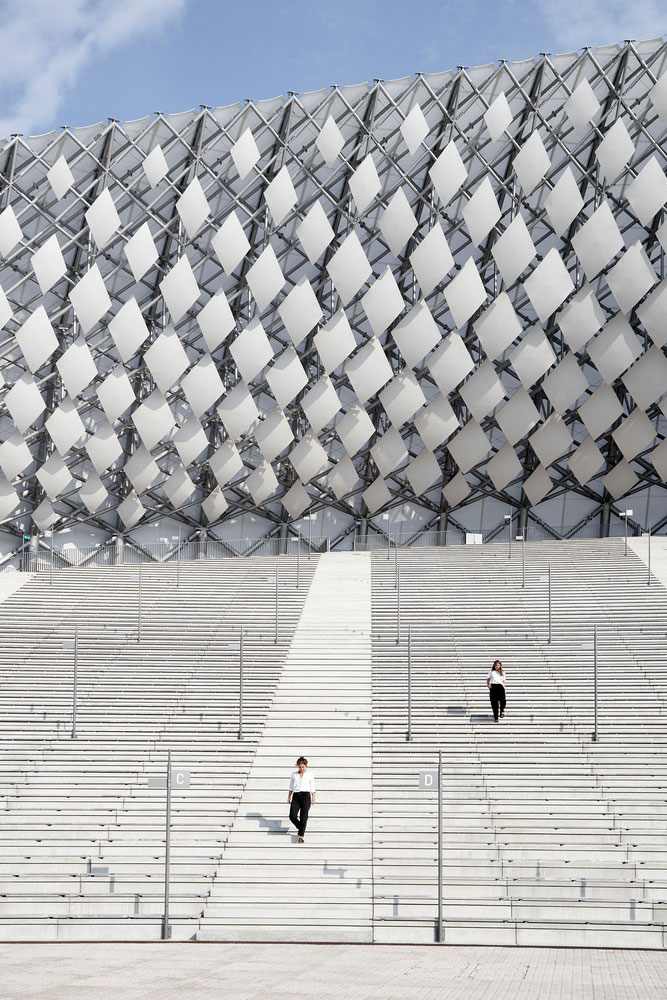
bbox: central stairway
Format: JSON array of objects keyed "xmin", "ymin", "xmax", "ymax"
[{"xmin": 197, "ymin": 552, "xmax": 373, "ymax": 942}]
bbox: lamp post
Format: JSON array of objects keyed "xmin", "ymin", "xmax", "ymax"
[
  {"xmin": 177, "ymin": 525, "xmax": 181, "ymax": 589},
  {"xmin": 648, "ymin": 525, "xmax": 652, "ymax": 586},
  {"xmin": 504, "ymin": 513, "xmax": 512, "ymax": 559},
  {"xmin": 394, "ymin": 533, "xmax": 399, "ymax": 589},
  {"xmin": 620, "ymin": 508, "xmax": 633, "ymax": 556},
  {"xmin": 22, "ymin": 533, "xmax": 30, "ymax": 572}
]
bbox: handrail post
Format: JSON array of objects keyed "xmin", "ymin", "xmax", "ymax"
[
  {"xmin": 238, "ymin": 627, "xmax": 244, "ymax": 740},
  {"xmin": 406, "ymin": 625, "xmax": 411, "ymax": 741},
  {"xmin": 592, "ymin": 626, "xmax": 598, "ymax": 743},
  {"xmin": 396, "ymin": 562, "xmax": 401, "ymax": 645},
  {"xmin": 162, "ymin": 749, "xmax": 172, "ymax": 939},
  {"xmin": 437, "ymin": 749, "xmax": 443, "ymax": 943},
  {"xmin": 275, "ymin": 567, "xmax": 279, "ymax": 645},
  {"xmin": 138, "ymin": 561, "xmax": 142, "ymax": 643},
  {"xmin": 71, "ymin": 628, "xmax": 78, "ymax": 740},
  {"xmin": 548, "ymin": 563, "xmax": 552, "ymax": 644}
]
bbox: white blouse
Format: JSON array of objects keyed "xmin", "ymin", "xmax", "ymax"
[
  {"xmin": 488, "ymin": 669, "xmax": 506, "ymax": 686},
  {"xmin": 289, "ymin": 770, "xmax": 316, "ymax": 794}
]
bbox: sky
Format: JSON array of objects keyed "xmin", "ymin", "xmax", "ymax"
[{"xmin": 0, "ymin": 0, "xmax": 664, "ymax": 138}]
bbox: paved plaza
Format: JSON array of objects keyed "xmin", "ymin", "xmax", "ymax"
[{"xmin": 1, "ymin": 943, "xmax": 667, "ymax": 999}]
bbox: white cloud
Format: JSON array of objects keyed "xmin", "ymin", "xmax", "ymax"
[
  {"xmin": 537, "ymin": 0, "xmax": 665, "ymax": 51},
  {"xmin": 0, "ymin": 0, "xmax": 188, "ymax": 138}
]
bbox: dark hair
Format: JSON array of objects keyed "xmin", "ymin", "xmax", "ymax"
[
  {"xmin": 492, "ymin": 660, "xmax": 503, "ymax": 674},
  {"xmin": 296, "ymin": 756, "xmax": 308, "ymax": 766}
]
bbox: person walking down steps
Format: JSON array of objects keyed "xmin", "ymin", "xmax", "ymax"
[
  {"xmin": 288, "ymin": 756, "xmax": 316, "ymax": 844},
  {"xmin": 487, "ymin": 660, "xmax": 506, "ymax": 723}
]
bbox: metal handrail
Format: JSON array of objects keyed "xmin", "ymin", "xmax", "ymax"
[{"xmin": 23, "ymin": 536, "xmax": 330, "ymax": 573}]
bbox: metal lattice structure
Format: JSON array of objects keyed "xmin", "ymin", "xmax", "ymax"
[{"xmin": 0, "ymin": 38, "xmax": 667, "ymax": 559}]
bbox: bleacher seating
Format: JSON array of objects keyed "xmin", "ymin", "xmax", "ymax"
[
  {"xmin": 0, "ymin": 539, "xmax": 664, "ymax": 945},
  {"xmin": 371, "ymin": 538, "xmax": 667, "ymax": 947},
  {"xmin": 0, "ymin": 557, "xmax": 316, "ymax": 940}
]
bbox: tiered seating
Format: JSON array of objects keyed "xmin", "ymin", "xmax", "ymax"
[
  {"xmin": 371, "ymin": 538, "xmax": 667, "ymax": 947},
  {"xmin": 0, "ymin": 556, "xmax": 317, "ymax": 940},
  {"xmin": 1, "ymin": 538, "xmax": 666, "ymax": 946}
]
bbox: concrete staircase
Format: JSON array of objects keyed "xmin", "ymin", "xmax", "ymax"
[
  {"xmin": 0, "ymin": 539, "xmax": 665, "ymax": 945},
  {"xmin": 197, "ymin": 552, "xmax": 373, "ymax": 942}
]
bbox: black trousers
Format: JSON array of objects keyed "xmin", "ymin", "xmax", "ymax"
[
  {"xmin": 489, "ymin": 685, "xmax": 506, "ymax": 721},
  {"xmin": 289, "ymin": 792, "xmax": 311, "ymax": 837}
]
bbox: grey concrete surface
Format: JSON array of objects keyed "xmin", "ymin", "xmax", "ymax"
[{"xmin": 1, "ymin": 943, "xmax": 667, "ymax": 1000}]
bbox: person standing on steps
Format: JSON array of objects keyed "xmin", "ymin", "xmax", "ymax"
[
  {"xmin": 288, "ymin": 756, "xmax": 316, "ymax": 844},
  {"xmin": 487, "ymin": 660, "xmax": 506, "ymax": 723}
]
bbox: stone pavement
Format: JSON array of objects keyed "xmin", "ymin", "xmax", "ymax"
[{"xmin": 1, "ymin": 943, "xmax": 667, "ymax": 999}]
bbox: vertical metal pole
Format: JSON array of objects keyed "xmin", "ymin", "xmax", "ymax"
[
  {"xmin": 71, "ymin": 627, "xmax": 78, "ymax": 740},
  {"xmin": 508, "ymin": 518, "xmax": 512, "ymax": 560},
  {"xmin": 137, "ymin": 561, "xmax": 142, "ymax": 643},
  {"xmin": 648, "ymin": 525, "xmax": 651, "ymax": 586},
  {"xmin": 177, "ymin": 525, "xmax": 181, "ymax": 589},
  {"xmin": 396, "ymin": 562, "xmax": 401, "ymax": 645},
  {"xmin": 238, "ymin": 627, "xmax": 244, "ymax": 740},
  {"xmin": 22, "ymin": 535, "xmax": 25, "ymax": 572},
  {"xmin": 387, "ymin": 531, "xmax": 391, "ymax": 561},
  {"xmin": 624, "ymin": 516, "xmax": 628, "ymax": 556},
  {"xmin": 308, "ymin": 515, "xmax": 312, "ymax": 560},
  {"xmin": 592, "ymin": 626, "xmax": 598, "ymax": 742},
  {"xmin": 406, "ymin": 625, "xmax": 411, "ymax": 742},
  {"xmin": 521, "ymin": 535, "xmax": 525, "ymax": 588},
  {"xmin": 394, "ymin": 536, "xmax": 398, "ymax": 589},
  {"xmin": 162, "ymin": 749, "xmax": 172, "ymax": 939},
  {"xmin": 437, "ymin": 749, "xmax": 443, "ymax": 943},
  {"xmin": 296, "ymin": 538, "xmax": 300, "ymax": 590},
  {"xmin": 275, "ymin": 567, "xmax": 279, "ymax": 644},
  {"xmin": 548, "ymin": 563, "xmax": 552, "ymax": 645},
  {"xmin": 50, "ymin": 534, "xmax": 53, "ymax": 586}
]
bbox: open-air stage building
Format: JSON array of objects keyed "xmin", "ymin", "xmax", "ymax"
[{"xmin": 0, "ymin": 37, "xmax": 666, "ymax": 961}]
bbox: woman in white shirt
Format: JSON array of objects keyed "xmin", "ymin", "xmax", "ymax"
[
  {"xmin": 287, "ymin": 756, "xmax": 316, "ymax": 844},
  {"xmin": 487, "ymin": 660, "xmax": 506, "ymax": 723}
]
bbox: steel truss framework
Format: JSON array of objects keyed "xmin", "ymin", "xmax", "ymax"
[{"xmin": 0, "ymin": 38, "xmax": 666, "ymax": 562}]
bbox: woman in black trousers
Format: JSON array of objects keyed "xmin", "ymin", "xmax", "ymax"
[
  {"xmin": 287, "ymin": 756, "xmax": 316, "ymax": 844},
  {"xmin": 487, "ymin": 660, "xmax": 506, "ymax": 723}
]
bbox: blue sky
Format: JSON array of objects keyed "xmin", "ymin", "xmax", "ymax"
[{"xmin": 0, "ymin": 0, "xmax": 664, "ymax": 137}]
